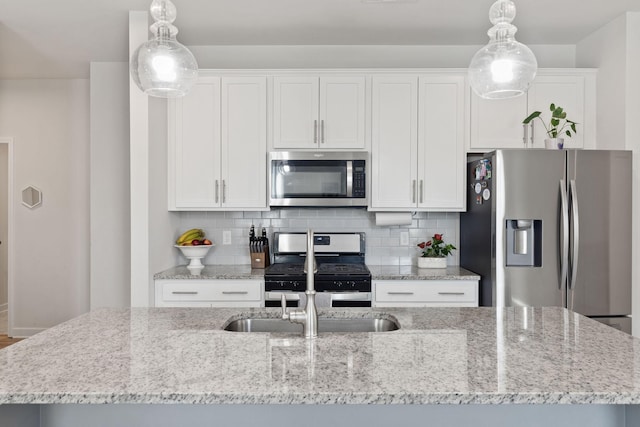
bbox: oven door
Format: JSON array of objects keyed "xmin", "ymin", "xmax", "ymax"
[{"xmin": 265, "ymin": 291, "xmax": 372, "ymax": 308}]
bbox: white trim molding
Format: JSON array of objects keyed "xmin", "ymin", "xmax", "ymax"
[{"xmin": 0, "ymin": 137, "xmax": 14, "ymax": 336}]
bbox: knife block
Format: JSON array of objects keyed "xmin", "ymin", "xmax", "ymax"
[{"xmin": 250, "ymin": 245, "xmax": 270, "ymax": 269}]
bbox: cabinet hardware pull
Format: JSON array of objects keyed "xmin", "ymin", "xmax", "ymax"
[
  {"xmin": 387, "ymin": 291, "xmax": 414, "ymax": 295},
  {"xmin": 522, "ymin": 123, "xmax": 529, "ymax": 146},
  {"xmin": 222, "ymin": 180, "xmax": 226, "ymax": 203},
  {"xmin": 530, "ymin": 122, "xmax": 535, "ymax": 146},
  {"xmin": 321, "ymin": 119, "xmax": 325, "ymax": 144},
  {"xmin": 222, "ymin": 291, "xmax": 249, "ymax": 295},
  {"xmin": 172, "ymin": 291, "xmax": 198, "ymax": 295},
  {"xmin": 215, "ymin": 180, "xmax": 219, "ymax": 203},
  {"xmin": 314, "ymin": 120, "xmax": 318, "ymax": 144},
  {"xmin": 412, "ymin": 180, "xmax": 416, "ymax": 203},
  {"xmin": 419, "ymin": 180, "xmax": 424, "ymax": 204},
  {"xmin": 437, "ymin": 292, "xmax": 465, "ymax": 296}
]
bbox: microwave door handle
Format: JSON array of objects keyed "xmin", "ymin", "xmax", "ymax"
[{"xmin": 346, "ymin": 161, "xmax": 353, "ymax": 197}]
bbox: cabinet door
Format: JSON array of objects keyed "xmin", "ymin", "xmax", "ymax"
[
  {"xmin": 221, "ymin": 77, "xmax": 268, "ymax": 209},
  {"xmin": 370, "ymin": 76, "xmax": 418, "ymax": 209},
  {"xmin": 527, "ymin": 75, "xmax": 585, "ymax": 149},
  {"xmin": 469, "ymin": 90, "xmax": 528, "ymax": 150},
  {"xmin": 168, "ymin": 77, "xmax": 221, "ymax": 209},
  {"xmin": 418, "ymin": 75, "xmax": 466, "ymax": 211},
  {"xmin": 319, "ymin": 76, "xmax": 366, "ymax": 149},
  {"xmin": 272, "ymin": 76, "xmax": 319, "ymax": 149}
]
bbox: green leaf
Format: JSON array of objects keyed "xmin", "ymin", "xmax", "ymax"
[
  {"xmin": 571, "ymin": 123, "xmax": 577, "ymax": 133},
  {"xmin": 551, "ymin": 118, "xmax": 560, "ymax": 127},
  {"xmin": 523, "ymin": 111, "xmax": 541, "ymax": 124},
  {"xmin": 550, "ymin": 103, "xmax": 556, "ymax": 111}
]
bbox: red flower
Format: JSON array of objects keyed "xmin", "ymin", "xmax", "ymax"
[
  {"xmin": 417, "ymin": 242, "xmax": 426, "ymax": 249},
  {"xmin": 434, "ymin": 233, "xmax": 443, "ymax": 241},
  {"xmin": 425, "ymin": 241, "xmax": 432, "ymax": 247}
]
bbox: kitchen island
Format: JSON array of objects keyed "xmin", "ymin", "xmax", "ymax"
[{"xmin": 0, "ymin": 306, "xmax": 639, "ymax": 426}]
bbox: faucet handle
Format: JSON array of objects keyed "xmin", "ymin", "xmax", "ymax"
[{"xmin": 280, "ymin": 294, "xmax": 288, "ymax": 320}]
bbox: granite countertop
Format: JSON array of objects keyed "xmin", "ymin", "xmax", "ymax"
[
  {"xmin": 154, "ymin": 265, "xmax": 480, "ymax": 281},
  {"xmin": 0, "ymin": 306, "xmax": 638, "ymax": 405},
  {"xmin": 368, "ymin": 265, "xmax": 479, "ymax": 280}
]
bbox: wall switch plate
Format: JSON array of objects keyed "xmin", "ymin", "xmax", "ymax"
[
  {"xmin": 222, "ymin": 230, "xmax": 232, "ymax": 245},
  {"xmin": 400, "ymin": 231, "xmax": 409, "ymax": 246}
]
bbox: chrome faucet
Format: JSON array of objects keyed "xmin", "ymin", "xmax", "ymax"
[{"xmin": 281, "ymin": 229, "xmax": 318, "ymax": 338}]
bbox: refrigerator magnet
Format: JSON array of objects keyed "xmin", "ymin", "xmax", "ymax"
[
  {"xmin": 482, "ymin": 188, "xmax": 491, "ymax": 201},
  {"xmin": 474, "ymin": 183, "xmax": 482, "ymax": 194}
]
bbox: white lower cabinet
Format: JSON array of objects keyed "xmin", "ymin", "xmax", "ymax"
[
  {"xmin": 373, "ymin": 280, "xmax": 478, "ymax": 307},
  {"xmin": 155, "ymin": 280, "xmax": 264, "ymax": 308}
]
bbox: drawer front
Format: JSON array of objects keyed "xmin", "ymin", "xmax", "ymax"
[
  {"xmin": 374, "ymin": 280, "xmax": 477, "ymax": 305},
  {"xmin": 160, "ymin": 280, "xmax": 263, "ymax": 302}
]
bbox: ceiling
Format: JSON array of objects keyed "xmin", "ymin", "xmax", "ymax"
[{"xmin": 1, "ymin": 0, "xmax": 639, "ymax": 79}]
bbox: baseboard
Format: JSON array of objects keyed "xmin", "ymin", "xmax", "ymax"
[
  {"xmin": 10, "ymin": 327, "xmax": 45, "ymax": 338},
  {"xmin": 0, "ymin": 303, "xmax": 7, "ymax": 312}
]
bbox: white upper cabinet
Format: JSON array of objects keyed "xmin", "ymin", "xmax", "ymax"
[
  {"xmin": 370, "ymin": 74, "xmax": 466, "ymax": 211},
  {"xmin": 272, "ymin": 75, "xmax": 366, "ymax": 150},
  {"xmin": 469, "ymin": 70, "xmax": 596, "ymax": 151},
  {"xmin": 168, "ymin": 75, "xmax": 268, "ymax": 211},
  {"xmin": 371, "ymin": 76, "xmax": 418, "ymax": 209},
  {"xmin": 418, "ymin": 75, "xmax": 466, "ymax": 210}
]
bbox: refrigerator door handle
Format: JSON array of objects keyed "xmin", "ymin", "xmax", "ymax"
[
  {"xmin": 569, "ymin": 179, "xmax": 580, "ymax": 290},
  {"xmin": 559, "ymin": 180, "xmax": 569, "ymax": 291}
]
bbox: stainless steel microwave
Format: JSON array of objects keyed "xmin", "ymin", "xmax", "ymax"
[{"xmin": 268, "ymin": 151, "xmax": 368, "ymax": 207}]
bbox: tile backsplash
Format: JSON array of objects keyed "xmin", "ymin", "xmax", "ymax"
[{"xmin": 177, "ymin": 209, "xmax": 460, "ymax": 267}]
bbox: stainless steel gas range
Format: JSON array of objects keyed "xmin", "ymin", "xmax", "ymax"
[{"xmin": 264, "ymin": 232, "xmax": 372, "ymax": 307}]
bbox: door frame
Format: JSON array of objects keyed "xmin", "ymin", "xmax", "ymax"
[{"xmin": 0, "ymin": 137, "xmax": 14, "ymax": 337}]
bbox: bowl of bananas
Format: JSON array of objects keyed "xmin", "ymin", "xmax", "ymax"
[{"xmin": 175, "ymin": 228, "xmax": 214, "ymax": 271}]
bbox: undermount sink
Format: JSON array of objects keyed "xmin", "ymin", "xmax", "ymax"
[{"xmin": 223, "ymin": 317, "xmax": 400, "ymax": 333}]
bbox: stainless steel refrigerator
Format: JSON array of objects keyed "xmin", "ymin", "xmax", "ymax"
[{"xmin": 460, "ymin": 149, "xmax": 632, "ymax": 333}]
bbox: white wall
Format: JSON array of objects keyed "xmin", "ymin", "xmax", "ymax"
[
  {"xmin": 190, "ymin": 44, "xmax": 576, "ymax": 69},
  {"xmin": 0, "ymin": 143, "xmax": 7, "ymax": 307},
  {"xmin": 0, "ymin": 79, "xmax": 90, "ymax": 336},
  {"xmin": 89, "ymin": 63, "xmax": 131, "ymax": 309},
  {"xmin": 576, "ymin": 12, "xmax": 640, "ymax": 336}
]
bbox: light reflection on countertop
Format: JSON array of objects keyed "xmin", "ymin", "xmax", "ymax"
[{"xmin": 0, "ymin": 306, "xmax": 638, "ymax": 404}]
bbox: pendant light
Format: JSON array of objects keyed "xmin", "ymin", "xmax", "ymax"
[
  {"xmin": 468, "ymin": 0, "xmax": 537, "ymax": 99},
  {"xmin": 130, "ymin": 0, "xmax": 198, "ymax": 98}
]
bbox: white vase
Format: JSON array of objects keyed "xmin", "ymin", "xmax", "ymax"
[
  {"xmin": 544, "ymin": 138, "xmax": 564, "ymax": 149},
  {"xmin": 417, "ymin": 257, "xmax": 447, "ymax": 269}
]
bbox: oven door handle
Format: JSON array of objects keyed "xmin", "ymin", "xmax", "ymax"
[{"xmin": 328, "ymin": 292, "xmax": 371, "ymax": 301}]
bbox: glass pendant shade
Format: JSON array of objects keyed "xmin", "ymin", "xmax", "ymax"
[
  {"xmin": 468, "ymin": 0, "xmax": 537, "ymax": 100},
  {"xmin": 130, "ymin": 0, "xmax": 198, "ymax": 98}
]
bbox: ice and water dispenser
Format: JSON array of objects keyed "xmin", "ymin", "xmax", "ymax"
[{"xmin": 506, "ymin": 219, "xmax": 542, "ymax": 267}]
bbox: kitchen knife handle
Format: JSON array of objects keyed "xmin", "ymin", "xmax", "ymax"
[
  {"xmin": 569, "ymin": 179, "xmax": 580, "ymax": 292},
  {"xmin": 419, "ymin": 180, "xmax": 424, "ymax": 204},
  {"xmin": 559, "ymin": 180, "xmax": 569, "ymax": 292},
  {"xmin": 222, "ymin": 180, "xmax": 226, "ymax": 203},
  {"xmin": 412, "ymin": 180, "xmax": 416, "ymax": 203},
  {"xmin": 215, "ymin": 180, "xmax": 219, "ymax": 203},
  {"xmin": 321, "ymin": 120, "xmax": 325, "ymax": 144},
  {"xmin": 313, "ymin": 120, "xmax": 318, "ymax": 144}
]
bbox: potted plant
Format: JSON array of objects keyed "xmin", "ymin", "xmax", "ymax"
[
  {"xmin": 522, "ymin": 103, "xmax": 578, "ymax": 149},
  {"xmin": 416, "ymin": 233, "xmax": 456, "ymax": 269}
]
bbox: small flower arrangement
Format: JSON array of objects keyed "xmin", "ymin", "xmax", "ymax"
[{"xmin": 417, "ymin": 233, "xmax": 456, "ymax": 258}]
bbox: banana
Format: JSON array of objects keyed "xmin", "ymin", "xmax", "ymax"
[{"xmin": 176, "ymin": 228, "xmax": 205, "ymax": 245}]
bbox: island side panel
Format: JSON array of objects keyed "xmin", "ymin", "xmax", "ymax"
[
  {"xmin": 0, "ymin": 404, "xmax": 40, "ymax": 427},
  {"xmin": 38, "ymin": 404, "xmax": 626, "ymax": 427}
]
